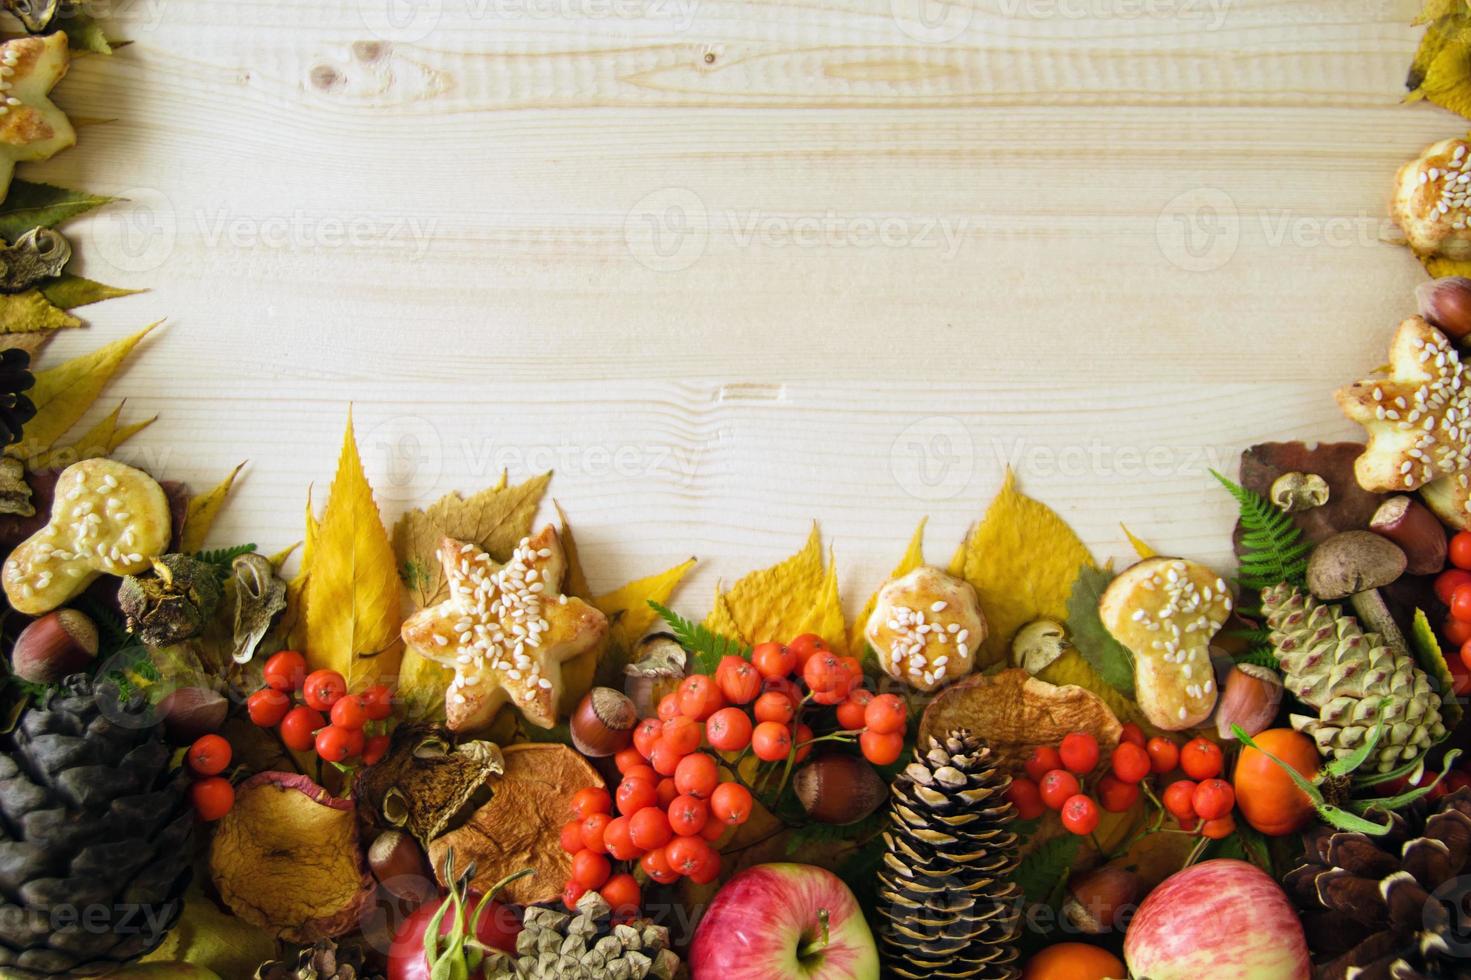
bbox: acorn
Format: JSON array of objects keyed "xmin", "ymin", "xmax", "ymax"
[
  {"xmin": 793, "ymin": 753, "xmax": 888, "ymax": 825},
  {"xmin": 11, "ymin": 608, "xmax": 97, "ymax": 684},
  {"xmin": 570, "ymin": 687, "xmax": 637, "ymax": 757},
  {"xmin": 1063, "ymin": 865, "xmax": 1141, "ymax": 934},
  {"xmin": 368, "ymin": 830, "xmax": 433, "ymax": 902}
]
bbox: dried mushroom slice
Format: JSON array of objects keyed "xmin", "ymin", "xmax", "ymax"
[{"xmin": 2, "ymin": 458, "xmax": 171, "ymax": 614}]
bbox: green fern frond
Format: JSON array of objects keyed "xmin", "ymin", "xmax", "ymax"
[
  {"xmin": 195, "ymin": 543, "xmax": 258, "ymax": 574},
  {"xmin": 1234, "ymin": 645, "xmax": 1281, "ymax": 670},
  {"xmin": 648, "ymin": 600, "xmax": 750, "ymax": 675},
  {"xmin": 1212, "ymin": 470, "xmax": 1310, "ymax": 592}
]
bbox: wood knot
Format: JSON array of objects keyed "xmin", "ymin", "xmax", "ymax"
[{"xmin": 309, "ymin": 64, "xmax": 341, "ymax": 90}]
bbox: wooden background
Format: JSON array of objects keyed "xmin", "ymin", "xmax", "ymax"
[{"xmin": 20, "ymin": 0, "xmax": 1455, "ymax": 616}]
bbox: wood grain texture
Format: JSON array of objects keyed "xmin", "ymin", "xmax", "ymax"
[{"xmin": 13, "ymin": 0, "xmax": 1455, "ymax": 617}]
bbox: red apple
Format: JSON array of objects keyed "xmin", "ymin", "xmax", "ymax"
[
  {"xmin": 1124, "ymin": 859, "xmax": 1310, "ymax": 980},
  {"xmin": 690, "ymin": 863, "xmax": 879, "ymax": 980}
]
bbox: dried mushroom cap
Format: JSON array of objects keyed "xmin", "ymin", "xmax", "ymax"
[
  {"xmin": 1270, "ymin": 471, "xmax": 1330, "ymax": 513},
  {"xmin": 1011, "ymin": 619, "xmax": 1067, "ymax": 675},
  {"xmin": 119, "ymin": 553, "xmax": 223, "ymax": 647},
  {"xmin": 428, "ymin": 743, "xmax": 604, "ymax": 906},
  {"xmin": 1305, "ymin": 531, "xmax": 1407, "ymax": 600},
  {"xmin": 625, "ymin": 632, "xmax": 685, "ymax": 678}
]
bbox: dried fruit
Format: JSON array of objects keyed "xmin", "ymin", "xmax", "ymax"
[
  {"xmin": 919, "ymin": 668, "xmax": 1122, "ymax": 777},
  {"xmin": 428, "ymin": 743, "xmax": 603, "ymax": 906},
  {"xmin": 119, "ymin": 553, "xmax": 224, "ymax": 647},
  {"xmin": 210, "ymin": 772, "xmax": 375, "ymax": 941}
]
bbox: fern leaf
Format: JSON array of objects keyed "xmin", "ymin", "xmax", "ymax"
[
  {"xmin": 1235, "ymin": 645, "xmax": 1281, "ymax": 670},
  {"xmin": 1212, "ymin": 471, "xmax": 1310, "ymax": 591},
  {"xmin": 648, "ymin": 600, "xmax": 750, "ymax": 674},
  {"xmin": 195, "ymin": 542, "xmax": 258, "ymax": 574}
]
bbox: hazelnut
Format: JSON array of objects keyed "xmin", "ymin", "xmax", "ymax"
[
  {"xmin": 1213, "ymin": 663, "xmax": 1284, "ymax": 739},
  {"xmin": 1417, "ymin": 276, "xmax": 1471, "ymax": 342},
  {"xmin": 570, "ymin": 687, "xmax": 637, "ymax": 757},
  {"xmin": 156, "ymin": 686, "xmax": 229, "ymax": 744},
  {"xmin": 793, "ymin": 753, "xmax": 888, "ymax": 825},
  {"xmin": 1269, "ymin": 472, "xmax": 1330, "ymax": 513},
  {"xmin": 368, "ymin": 830, "xmax": 433, "ymax": 902},
  {"xmin": 1063, "ymin": 865, "xmax": 1141, "ymax": 934},
  {"xmin": 1305, "ymin": 531, "xmax": 1407, "ymax": 600},
  {"xmin": 1011, "ymin": 619, "xmax": 1067, "ymax": 675},
  {"xmin": 11, "ymin": 608, "xmax": 97, "ymax": 684},
  {"xmin": 1369, "ymin": 495, "xmax": 1447, "ymax": 576}
]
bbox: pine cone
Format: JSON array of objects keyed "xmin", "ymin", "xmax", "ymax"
[
  {"xmin": 1262, "ymin": 584, "xmax": 1446, "ymax": 772},
  {"xmin": 1284, "ymin": 787, "xmax": 1471, "ymax": 979},
  {"xmin": 508, "ymin": 891, "xmax": 680, "ymax": 979},
  {"xmin": 0, "ymin": 347, "xmax": 36, "ymax": 448},
  {"xmin": 255, "ymin": 939, "xmax": 384, "ymax": 980},
  {"xmin": 875, "ymin": 729, "xmax": 1022, "ymax": 979}
]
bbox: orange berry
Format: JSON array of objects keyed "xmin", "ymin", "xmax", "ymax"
[{"xmin": 859, "ymin": 730, "xmax": 903, "ymax": 767}]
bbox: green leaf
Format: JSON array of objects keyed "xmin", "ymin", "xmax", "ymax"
[
  {"xmin": 649, "ymin": 600, "xmax": 750, "ymax": 674},
  {"xmin": 1234, "ymin": 645, "xmax": 1280, "ymax": 670},
  {"xmin": 1013, "ymin": 833, "xmax": 1081, "ymax": 910},
  {"xmin": 1409, "ymin": 607, "xmax": 1464, "ymax": 729},
  {"xmin": 195, "ymin": 543, "xmax": 258, "ymax": 573},
  {"xmin": 40, "ymin": 274, "xmax": 142, "ymax": 310},
  {"xmin": 0, "ymin": 180, "xmax": 114, "ymax": 239},
  {"xmin": 1063, "ymin": 564, "xmax": 1135, "ymax": 697},
  {"xmin": 140, "ymin": 886, "xmax": 276, "ymax": 977},
  {"xmin": 1212, "ymin": 470, "xmax": 1311, "ymax": 593}
]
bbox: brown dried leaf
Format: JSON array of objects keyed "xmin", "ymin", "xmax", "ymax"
[
  {"xmin": 918, "ymin": 667, "xmax": 1122, "ymax": 775},
  {"xmin": 428, "ymin": 744, "xmax": 602, "ymax": 906}
]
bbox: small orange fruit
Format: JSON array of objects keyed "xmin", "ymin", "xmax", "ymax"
[
  {"xmin": 1021, "ymin": 942, "xmax": 1126, "ymax": 980},
  {"xmin": 1233, "ymin": 727, "xmax": 1319, "ymax": 836}
]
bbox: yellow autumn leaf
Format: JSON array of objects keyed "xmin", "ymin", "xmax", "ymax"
[
  {"xmin": 950, "ymin": 469, "xmax": 1094, "ymax": 668},
  {"xmin": 9, "ymin": 323, "xmax": 155, "ymax": 459},
  {"xmin": 1424, "ymin": 255, "xmax": 1471, "ymax": 277},
  {"xmin": 179, "ymin": 462, "xmax": 246, "ymax": 553},
  {"xmin": 24, "ymin": 401, "xmax": 155, "ymax": 471},
  {"xmin": 1121, "ymin": 524, "xmax": 1156, "ymax": 560},
  {"xmin": 556, "ymin": 502, "xmax": 592, "ymax": 599},
  {"xmin": 393, "ymin": 471, "xmax": 552, "ymax": 608},
  {"xmin": 0, "ymin": 289, "xmax": 79, "ymax": 333},
  {"xmin": 708, "ymin": 525, "xmax": 846, "ymax": 650},
  {"xmin": 303, "ymin": 416, "xmax": 402, "ymax": 689},
  {"xmin": 282, "ymin": 492, "xmax": 318, "ymax": 651},
  {"xmin": 559, "ymin": 555, "xmax": 697, "ymax": 714},
  {"xmin": 1037, "ymin": 649, "xmax": 1152, "ymax": 731},
  {"xmin": 851, "ymin": 518, "xmax": 926, "ymax": 655},
  {"xmin": 397, "ymin": 648, "xmax": 454, "ymax": 723},
  {"xmin": 1408, "ymin": 3, "xmax": 1471, "ymax": 118}
]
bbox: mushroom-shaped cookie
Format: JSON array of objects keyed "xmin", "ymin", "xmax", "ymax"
[
  {"xmin": 864, "ymin": 565, "xmax": 986, "ymax": 692},
  {"xmin": 1098, "ymin": 558, "xmax": 1232, "ymax": 731},
  {"xmin": 1392, "ymin": 137, "xmax": 1471, "ymax": 262},
  {"xmin": 401, "ymin": 525, "xmax": 608, "ymax": 733},
  {"xmin": 2, "ymin": 458, "xmax": 171, "ymax": 615}
]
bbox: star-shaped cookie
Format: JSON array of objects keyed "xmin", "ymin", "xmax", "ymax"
[
  {"xmin": 1336, "ymin": 316, "xmax": 1471, "ymax": 496},
  {"xmin": 0, "ymin": 33, "xmax": 76, "ymax": 201},
  {"xmin": 400, "ymin": 525, "xmax": 607, "ymax": 733}
]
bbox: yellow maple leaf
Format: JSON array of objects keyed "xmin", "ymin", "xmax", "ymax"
[
  {"xmin": 24, "ymin": 401, "xmax": 155, "ymax": 471},
  {"xmin": 303, "ymin": 415, "xmax": 402, "ymax": 689},
  {"xmin": 950, "ymin": 469, "xmax": 1094, "ymax": 668},
  {"xmin": 9, "ymin": 323, "xmax": 155, "ymax": 460},
  {"xmin": 0, "ymin": 290, "xmax": 79, "ymax": 333},
  {"xmin": 392, "ymin": 471, "xmax": 552, "ymax": 608},
  {"xmin": 179, "ymin": 462, "xmax": 246, "ymax": 553},
  {"xmin": 708, "ymin": 525, "xmax": 846, "ymax": 650},
  {"xmin": 850, "ymin": 518, "xmax": 926, "ymax": 655}
]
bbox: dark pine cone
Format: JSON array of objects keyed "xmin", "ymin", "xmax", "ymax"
[{"xmin": 0, "ymin": 347, "xmax": 36, "ymax": 448}]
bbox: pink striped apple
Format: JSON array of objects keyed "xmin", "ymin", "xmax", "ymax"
[
  {"xmin": 1124, "ymin": 859, "xmax": 1310, "ymax": 980},
  {"xmin": 690, "ymin": 863, "xmax": 879, "ymax": 980}
]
